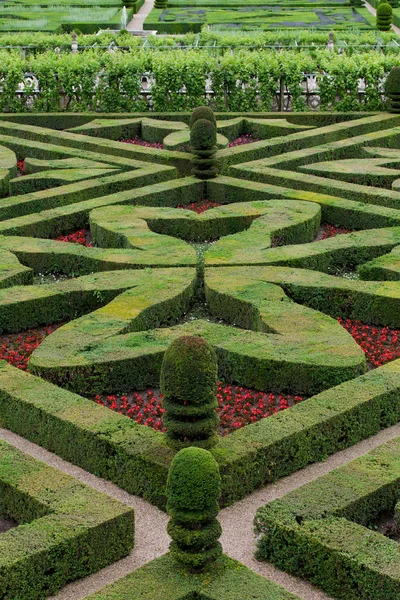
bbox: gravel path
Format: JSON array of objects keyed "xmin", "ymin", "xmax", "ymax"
[
  {"xmin": 0, "ymin": 423, "xmax": 399, "ymax": 600},
  {"xmin": 127, "ymin": 0, "xmax": 155, "ymax": 32}
]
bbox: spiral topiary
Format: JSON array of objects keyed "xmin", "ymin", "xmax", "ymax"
[
  {"xmin": 166, "ymin": 447, "xmax": 222, "ymax": 571},
  {"xmin": 385, "ymin": 66, "xmax": 400, "ymax": 112},
  {"xmin": 189, "ymin": 105, "xmax": 217, "ymax": 129},
  {"xmin": 190, "ymin": 118, "xmax": 218, "ymax": 180},
  {"xmin": 161, "ymin": 335, "xmax": 219, "ymax": 450},
  {"xmin": 376, "ymin": 2, "xmax": 393, "ymax": 30}
]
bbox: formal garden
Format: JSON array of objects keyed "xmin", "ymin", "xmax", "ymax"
[{"xmin": 0, "ymin": 0, "xmax": 400, "ymax": 598}]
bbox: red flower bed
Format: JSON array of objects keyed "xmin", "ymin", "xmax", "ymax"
[
  {"xmin": 55, "ymin": 229, "xmax": 93, "ymax": 247},
  {"xmin": 94, "ymin": 385, "xmax": 304, "ymax": 435},
  {"xmin": 320, "ymin": 224, "xmax": 352, "ymax": 239},
  {"xmin": 0, "ymin": 325, "xmax": 61, "ymax": 371},
  {"xmin": 228, "ymin": 134, "xmax": 261, "ymax": 147},
  {"xmin": 4, "ymin": 312, "xmax": 400, "ymax": 433},
  {"xmin": 338, "ymin": 317, "xmax": 400, "ymax": 368},
  {"xmin": 177, "ymin": 199, "xmax": 220, "ymax": 214},
  {"xmin": 17, "ymin": 159, "xmax": 25, "ymax": 175},
  {"xmin": 120, "ymin": 137, "xmax": 163, "ymax": 149}
]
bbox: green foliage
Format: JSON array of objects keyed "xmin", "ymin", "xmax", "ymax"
[
  {"xmin": 84, "ymin": 554, "xmax": 301, "ymax": 600},
  {"xmin": 385, "ymin": 66, "xmax": 400, "ymax": 112},
  {"xmin": 190, "ymin": 118, "xmax": 218, "ymax": 179},
  {"xmin": 0, "ymin": 439, "xmax": 134, "ymax": 600},
  {"xmin": 161, "ymin": 335, "xmax": 219, "ymax": 449},
  {"xmin": 189, "ymin": 105, "xmax": 217, "ymax": 128},
  {"xmin": 255, "ymin": 437, "xmax": 400, "ymax": 600},
  {"xmin": 377, "ymin": 2, "xmax": 392, "ymax": 31},
  {"xmin": 0, "ymin": 49, "xmax": 400, "ymax": 112},
  {"xmin": 166, "ymin": 447, "xmax": 222, "ymax": 570}
]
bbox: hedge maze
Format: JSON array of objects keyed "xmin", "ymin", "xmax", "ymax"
[{"xmin": 0, "ymin": 111, "xmax": 400, "ymax": 598}]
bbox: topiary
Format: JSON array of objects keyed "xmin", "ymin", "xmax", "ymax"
[
  {"xmin": 161, "ymin": 335, "xmax": 219, "ymax": 450},
  {"xmin": 376, "ymin": 2, "xmax": 393, "ymax": 31},
  {"xmin": 190, "ymin": 118, "xmax": 218, "ymax": 180},
  {"xmin": 385, "ymin": 66, "xmax": 400, "ymax": 112},
  {"xmin": 350, "ymin": 0, "xmax": 363, "ymax": 6},
  {"xmin": 189, "ymin": 105, "xmax": 217, "ymax": 129},
  {"xmin": 166, "ymin": 447, "xmax": 222, "ymax": 571}
]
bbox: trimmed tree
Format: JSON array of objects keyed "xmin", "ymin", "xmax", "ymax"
[
  {"xmin": 166, "ymin": 447, "xmax": 222, "ymax": 571},
  {"xmin": 189, "ymin": 105, "xmax": 217, "ymax": 129},
  {"xmin": 161, "ymin": 335, "xmax": 219, "ymax": 450},
  {"xmin": 376, "ymin": 2, "xmax": 393, "ymax": 30},
  {"xmin": 385, "ymin": 66, "xmax": 400, "ymax": 112},
  {"xmin": 190, "ymin": 118, "xmax": 218, "ymax": 180}
]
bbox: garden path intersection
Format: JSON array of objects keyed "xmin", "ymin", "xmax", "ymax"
[{"xmin": 1, "ymin": 112, "xmax": 400, "ymax": 599}]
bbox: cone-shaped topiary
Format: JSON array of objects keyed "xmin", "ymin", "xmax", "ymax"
[
  {"xmin": 190, "ymin": 118, "xmax": 218, "ymax": 180},
  {"xmin": 166, "ymin": 447, "xmax": 222, "ymax": 571},
  {"xmin": 385, "ymin": 66, "xmax": 400, "ymax": 112},
  {"xmin": 189, "ymin": 105, "xmax": 217, "ymax": 129},
  {"xmin": 161, "ymin": 335, "xmax": 219, "ymax": 450},
  {"xmin": 377, "ymin": 2, "xmax": 393, "ymax": 30}
]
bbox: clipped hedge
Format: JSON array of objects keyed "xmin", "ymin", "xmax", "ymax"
[
  {"xmin": 85, "ymin": 554, "xmax": 300, "ymax": 600},
  {"xmin": 0, "ymin": 439, "xmax": 134, "ymax": 600},
  {"xmin": 255, "ymin": 436, "xmax": 400, "ymax": 600},
  {"xmin": 1, "ymin": 352, "xmax": 400, "ymax": 508}
]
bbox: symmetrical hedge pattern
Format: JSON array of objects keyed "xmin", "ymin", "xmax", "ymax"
[
  {"xmin": 0, "ymin": 439, "xmax": 134, "ymax": 600},
  {"xmin": 1, "ymin": 112, "xmax": 400, "ymax": 518}
]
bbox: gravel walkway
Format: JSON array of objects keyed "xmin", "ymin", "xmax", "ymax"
[
  {"xmin": 127, "ymin": 0, "xmax": 155, "ymax": 32},
  {"xmin": 0, "ymin": 423, "xmax": 399, "ymax": 600}
]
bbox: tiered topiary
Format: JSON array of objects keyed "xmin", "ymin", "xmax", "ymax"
[
  {"xmin": 166, "ymin": 447, "xmax": 223, "ymax": 571},
  {"xmin": 385, "ymin": 66, "xmax": 400, "ymax": 112},
  {"xmin": 380, "ymin": 0, "xmax": 398, "ymax": 7},
  {"xmin": 189, "ymin": 106, "xmax": 218, "ymax": 180},
  {"xmin": 154, "ymin": 0, "xmax": 167, "ymax": 8},
  {"xmin": 189, "ymin": 105, "xmax": 217, "ymax": 129},
  {"xmin": 376, "ymin": 1, "xmax": 393, "ymax": 30},
  {"xmin": 161, "ymin": 335, "xmax": 219, "ymax": 450}
]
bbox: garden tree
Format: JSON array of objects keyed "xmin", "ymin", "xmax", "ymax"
[
  {"xmin": 166, "ymin": 447, "xmax": 223, "ymax": 571},
  {"xmin": 190, "ymin": 118, "xmax": 219, "ymax": 180},
  {"xmin": 161, "ymin": 335, "xmax": 219, "ymax": 450},
  {"xmin": 189, "ymin": 105, "xmax": 217, "ymax": 129},
  {"xmin": 385, "ymin": 66, "xmax": 400, "ymax": 112},
  {"xmin": 376, "ymin": 1, "xmax": 393, "ymax": 30}
]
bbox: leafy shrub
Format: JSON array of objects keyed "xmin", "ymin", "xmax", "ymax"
[
  {"xmin": 377, "ymin": 2, "xmax": 393, "ymax": 31},
  {"xmin": 161, "ymin": 335, "xmax": 219, "ymax": 449},
  {"xmin": 190, "ymin": 118, "xmax": 218, "ymax": 180},
  {"xmin": 166, "ymin": 447, "xmax": 222, "ymax": 571},
  {"xmin": 189, "ymin": 105, "xmax": 217, "ymax": 128},
  {"xmin": 385, "ymin": 65, "xmax": 400, "ymax": 112}
]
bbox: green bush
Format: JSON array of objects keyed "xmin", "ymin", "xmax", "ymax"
[
  {"xmin": 166, "ymin": 447, "xmax": 222, "ymax": 570},
  {"xmin": 385, "ymin": 66, "xmax": 400, "ymax": 112},
  {"xmin": 377, "ymin": 2, "xmax": 393, "ymax": 31},
  {"xmin": 161, "ymin": 335, "xmax": 219, "ymax": 450},
  {"xmin": 190, "ymin": 119, "xmax": 218, "ymax": 180},
  {"xmin": 189, "ymin": 105, "xmax": 217, "ymax": 129}
]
